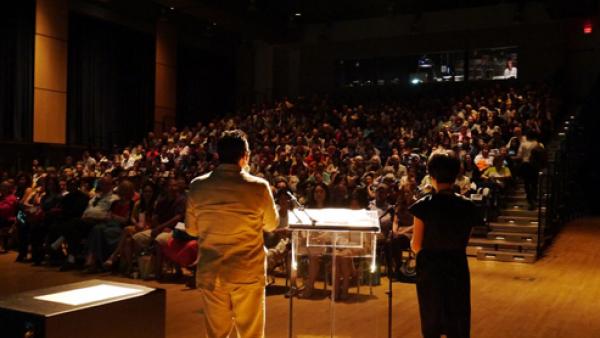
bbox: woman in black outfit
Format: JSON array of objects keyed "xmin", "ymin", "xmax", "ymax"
[{"xmin": 409, "ymin": 153, "xmax": 481, "ymax": 338}]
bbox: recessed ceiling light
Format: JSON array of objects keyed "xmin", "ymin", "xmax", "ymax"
[
  {"xmin": 294, "ymin": 12, "xmax": 302, "ymax": 17},
  {"xmin": 169, "ymin": 6, "xmax": 175, "ymax": 10}
]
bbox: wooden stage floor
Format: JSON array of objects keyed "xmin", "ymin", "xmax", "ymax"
[{"xmin": 2, "ymin": 217, "xmax": 600, "ymax": 338}]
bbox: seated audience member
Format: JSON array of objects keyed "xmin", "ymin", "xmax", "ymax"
[
  {"xmin": 265, "ymin": 188, "xmax": 292, "ymax": 275},
  {"xmin": 121, "ymin": 150, "xmax": 136, "ymax": 170},
  {"xmin": 25, "ymin": 175, "xmax": 61, "ymax": 265},
  {"xmin": 103, "ymin": 181, "xmax": 157, "ymax": 272},
  {"xmin": 14, "ymin": 174, "xmax": 32, "ymax": 201},
  {"xmin": 0, "ymin": 181, "xmax": 18, "ymax": 253},
  {"xmin": 32, "ymin": 166, "xmax": 46, "ymax": 187},
  {"xmin": 474, "ymin": 145, "xmax": 494, "ymax": 173},
  {"xmin": 84, "ymin": 179, "xmax": 135, "ymax": 272},
  {"xmin": 462, "ymin": 154, "xmax": 477, "ymax": 181},
  {"xmin": 48, "ymin": 178, "xmax": 89, "ymax": 268},
  {"xmin": 132, "ymin": 178, "xmax": 185, "ymax": 277},
  {"xmin": 300, "ymin": 183, "xmax": 330, "ymax": 298},
  {"xmin": 60, "ymin": 176, "xmax": 117, "ymax": 269},
  {"xmin": 159, "ymin": 223, "xmax": 198, "ymax": 284},
  {"xmin": 17, "ymin": 181, "xmax": 44, "ymax": 262},
  {"xmin": 390, "ymin": 181, "xmax": 417, "ymax": 276},
  {"xmin": 455, "ymin": 165, "xmax": 473, "ymax": 196},
  {"xmin": 369, "ymin": 184, "xmax": 393, "ymax": 237},
  {"xmin": 419, "ymin": 174, "xmax": 434, "ymax": 195},
  {"xmin": 386, "ymin": 154, "xmax": 408, "ymax": 178},
  {"xmin": 482, "ymin": 156, "xmax": 512, "ymax": 190},
  {"xmin": 30, "ymin": 177, "xmax": 62, "ymax": 265}
]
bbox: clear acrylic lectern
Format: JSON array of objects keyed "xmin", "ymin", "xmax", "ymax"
[{"xmin": 287, "ymin": 208, "xmax": 380, "ymax": 338}]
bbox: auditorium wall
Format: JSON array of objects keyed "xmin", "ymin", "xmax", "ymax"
[
  {"xmin": 0, "ymin": 1, "xmax": 34, "ymax": 143},
  {"xmin": 66, "ymin": 13, "xmax": 155, "ymax": 148},
  {"xmin": 33, "ymin": 0, "xmax": 68, "ymax": 144},
  {"xmin": 269, "ymin": 3, "xmax": 600, "ymax": 101},
  {"xmin": 155, "ymin": 20, "xmax": 177, "ymax": 132}
]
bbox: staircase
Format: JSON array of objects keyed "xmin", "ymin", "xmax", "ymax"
[{"xmin": 468, "ymin": 183, "xmax": 542, "ymax": 263}]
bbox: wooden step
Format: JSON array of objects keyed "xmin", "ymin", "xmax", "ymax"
[
  {"xmin": 497, "ymin": 215, "xmax": 539, "ymax": 224},
  {"xmin": 506, "ymin": 201, "xmax": 532, "ymax": 209},
  {"xmin": 489, "ymin": 222, "xmax": 538, "ymax": 234},
  {"xmin": 466, "ymin": 245, "xmax": 480, "ymax": 257},
  {"xmin": 501, "ymin": 207, "xmax": 539, "ymax": 218},
  {"xmin": 513, "ymin": 187, "xmax": 526, "ymax": 194},
  {"xmin": 487, "ymin": 231, "xmax": 538, "ymax": 242},
  {"xmin": 471, "ymin": 225, "xmax": 489, "ymax": 237},
  {"xmin": 505, "ymin": 194, "xmax": 528, "ymax": 202},
  {"xmin": 469, "ymin": 238, "xmax": 537, "ymax": 251},
  {"xmin": 477, "ymin": 250, "xmax": 537, "ymax": 263}
]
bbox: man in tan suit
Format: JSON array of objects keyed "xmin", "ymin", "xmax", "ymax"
[{"xmin": 186, "ymin": 130, "xmax": 279, "ymax": 338}]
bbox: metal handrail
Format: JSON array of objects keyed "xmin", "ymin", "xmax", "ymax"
[
  {"xmin": 534, "ymin": 113, "xmax": 579, "ymax": 258},
  {"xmin": 536, "ymin": 170, "xmax": 545, "ymax": 258}
]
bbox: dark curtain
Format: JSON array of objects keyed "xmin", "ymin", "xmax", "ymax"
[
  {"xmin": 0, "ymin": 1, "xmax": 34, "ymax": 142},
  {"xmin": 177, "ymin": 43, "xmax": 236, "ymax": 127},
  {"xmin": 68, "ymin": 14, "xmax": 155, "ymax": 149}
]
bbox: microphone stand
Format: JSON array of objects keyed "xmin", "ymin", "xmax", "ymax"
[
  {"xmin": 287, "ymin": 191, "xmax": 318, "ymax": 227},
  {"xmin": 379, "ymin": 205, "xmax": 395, "ymax": 338},
  {"xmin": 286, "ymin": 190, "xmax": 318, "ymax": 338}
]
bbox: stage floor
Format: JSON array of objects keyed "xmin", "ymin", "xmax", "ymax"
[{"xmin": 2, "ymin": 217, "xmax": 600, "ymax": 338}]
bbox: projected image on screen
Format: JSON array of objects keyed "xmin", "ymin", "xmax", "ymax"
[
  {"xmin": 409, "ymin": 51, "xmax": 465, "ymax": 84},
  {"xmin": 469, "ymin": 47, "xmax": 518, "ymax": 80},
  {"xmin": 335, "ymin": 50, "xmax": 465, "ymax": 87}
]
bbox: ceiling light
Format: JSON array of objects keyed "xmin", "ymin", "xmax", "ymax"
[{"xmin": 294, "ymin": 12, "xmax": 302, "ymax": 17}]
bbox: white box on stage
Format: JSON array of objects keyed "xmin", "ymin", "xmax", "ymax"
[
  {"xmin": 0, "ymin": 279, "xmax": 165, "ymax": 338},
  {"xmin": 286, "ymin": 208, "xmax": 381, "ymax": 338}
]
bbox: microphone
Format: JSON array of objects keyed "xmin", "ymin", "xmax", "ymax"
[
  {"xmin": 286, "ymin": 190, "xmax": 318, "ymax": 226},
  {"xmin": 286, "ymin": 190, "xmax": 302, "ymax": 209}
]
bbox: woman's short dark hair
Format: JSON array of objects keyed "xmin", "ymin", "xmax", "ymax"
[
  {"xmin": 217, "ymin": 130, "xmax": 249, "ymax": 164},
  {"xmin": 427, "ymin": 153, "xmax": 460, "ymax": 184}
]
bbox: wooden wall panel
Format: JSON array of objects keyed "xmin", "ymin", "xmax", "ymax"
[
  {"xmin": 35, "ymin": 0, "xmax": 68, "ymax": 39},
  {"xmin": 34, "ymin": 89, "xmax": 66, "ymax": 144},
  {"xmin": 155, "ymin": 63, "xmax": 177, "ymax": 110},
  {"xmin": 33, "ymin": 0, "xmax": 68, "ymax": 144},
  {"xmin": 156, "ymin": 21, "xmax": 177, "ymax": 67},
  {"xmin": 34, "ymin": 35, "xmax": 68, "ymax": 92},
  {"xmin": 154, "ymin": 21, "xmax": 176, "ymax": 132}
]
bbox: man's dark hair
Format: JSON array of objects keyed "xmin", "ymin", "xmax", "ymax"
[
  {"xmin": 217, "ymin": 130, "xmax": 249, "ymax": 164},
  {"xmin": 274, "ymin": 188, "xmax": 291, "ymax": 201},
  {"xmin": 526, "ymin": 130, "xmax": 538, "ymax": 141},
  {"xmin": 427, "ymin": 153, "xmax": 460, "ymax": 184}
]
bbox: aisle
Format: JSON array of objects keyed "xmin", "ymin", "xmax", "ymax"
[{"xmin": 1, "ymin": 217, "xmax": 600, "ymax": 338}]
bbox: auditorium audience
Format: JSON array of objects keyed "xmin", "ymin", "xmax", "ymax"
[{"xmin": 0, "ymin": 82, "xmax": 556, "ymax": 292}]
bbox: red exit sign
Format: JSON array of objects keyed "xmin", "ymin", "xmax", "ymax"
[{"xmin": 583, "ymin": 21, "xmax": 592, "ymax": 34}]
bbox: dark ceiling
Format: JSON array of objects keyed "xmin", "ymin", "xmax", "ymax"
[
  {"xmin": 160, "ymin": 0, "xmax": 599, "ymax": 23},
  {"xmin": 79, "ymin": 0, "xmax": 599, "ymax": 43}
]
